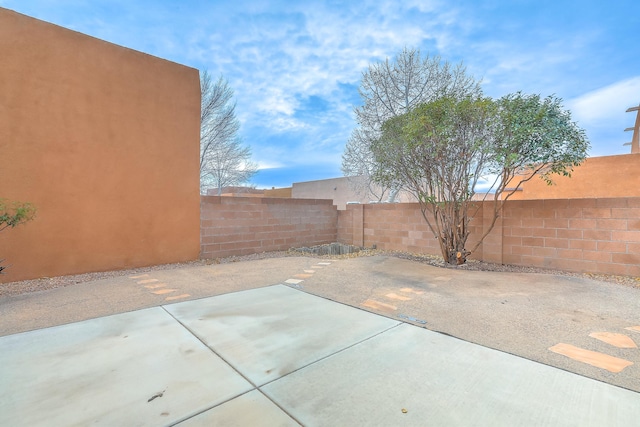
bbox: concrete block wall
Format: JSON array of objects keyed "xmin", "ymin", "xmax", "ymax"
[
  {"xmin": 199, "ymin": 196, "xmax": 639, "ymax": 276},
  {"xmin": 337, "ymin": 198, "xmax": 640, "ymax": 276},
  {"xmin": 361, "ymin": 204, "xmax": 442, "ymax": 255},
  {"xmin": 501, "ymin": 198, "xmax": 640, "ymax": 276},
  {"xmin": 338, "ymin": 203, "xmax": 487, "ymax": 258},
  {"xmin": 337, "ymin": 205, "xmax": 355, "ymax": 246},
  {"xmin": 201, "ymin": 196, "xmax": 338, "ymax": 259}
]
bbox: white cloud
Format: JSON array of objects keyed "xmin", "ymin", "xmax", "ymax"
[
  {"xmin": 567, "ymin": 77, "xmax": 640, "ymax": 126},
  {"xmin": 194, "ymin": 0, "xmax": 459, "ymax": 140},
  {"xmin": 565, "ymin": 77, "xmax": 640, "ymax": 155},
  {"xmin": 5, "ymin": 0, "xmax": 637, "ymax": 184},
  {"xmin": 256, "ymin": 160, "xmax": 283, "ymax": 170}
]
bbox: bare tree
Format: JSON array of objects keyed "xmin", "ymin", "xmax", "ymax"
[
  {"xmin": 200, "ymin": 71, "xmax": 257, "ymax": 194},
  {"xmin": 342, "ymin": 48, "xmax": 482, "ymax": 200},
  {"xmin": 341, "ymin": 128, "xmax": 388, "ymax": 201}
]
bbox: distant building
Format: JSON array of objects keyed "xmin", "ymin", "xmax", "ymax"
[
  {"xmin": 292, "ymin": 153, "xmax": 640, "ymax": 207},
  {"xmin": 210, "ymin": 151, "xmax": 640, "ymax": 206},
  {"xmin": 206, "ymin": 186, "xmax": 263, "ymax": 197},
  {"xmin": 291, "ymin": 176, "xmax": 416, "ymax": 210},
  {"xmin": 205, "ymin": 186, "xmax": 292, "ymax": 198},
  {"xmin": 624, "ymin": 103, "xmax": 639, "ymax": 154},
  {"xmin": 506, "ymin": 153, "xmax": 640, "ymax": 200}
]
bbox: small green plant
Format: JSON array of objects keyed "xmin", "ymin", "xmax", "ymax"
[{"xmin": 1, "ymin": 198, "xmax": 37, "ymax": 273}]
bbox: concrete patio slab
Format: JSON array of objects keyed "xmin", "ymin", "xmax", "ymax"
[
  {"xmin": 0, "ymin": 307, "xmax": 253, "ymax": 426},
  {"xmin": 263, "ymin": 323, "xmax": 640, "ymax": 427},
  {"xmin": 1, "ymin": 277, "xmax": 639, "ymax": 426},
  {"xmin": 176, "ymin": 390, "xmax": 299, "ymax": 426},
  {"xmin": 165, "ymin": 285, "xmax": 399, "ymax": 386}
]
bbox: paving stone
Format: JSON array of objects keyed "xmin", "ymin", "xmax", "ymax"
[
  {"xmin": 549, "ymin": 343, "xmax": 634, "ymax": 373},
  {"xmin": 589, "ymin": 332, "xmax": 637, "ymax": 349}
]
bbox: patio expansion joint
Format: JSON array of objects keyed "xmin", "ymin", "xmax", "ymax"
[
  {"xmin": 159, "ymin": 305, "xmax": 305, "ymax": 426},
  {"xmin": 165, "ymin": 389, "xmax": 259, "ymax": 427},
  {"xmin": 159, "ymin": 305, "xmax": 258, "ymax": 387},
  {"xmin": 257, "ymin": 321, "xmax": 403, "ymax": 390}
]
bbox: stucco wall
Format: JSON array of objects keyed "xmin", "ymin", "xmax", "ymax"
[
  {"xmin": 508, "ymin": 154, "xmax": 640, "ymax": 200},
  {"xmin": 263, "ymin": 187, "xmax": 292, "ymax": 198},
  {"xmin": 292, "ymin": 176, "xmax": 416, "ymax": 210},
  {"xmin": 0, "ymin": 9, "xmax": 201, "ymax": 282}
]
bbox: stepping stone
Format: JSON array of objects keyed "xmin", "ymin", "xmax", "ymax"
[
  {"xmin": 152, "ymin": 289, "xmax": 176, "ymax": 295},
  {"xmin": 129, "ymin": 274, "xmax": 149, "ymax": 279},
  {"xmin": 589, "ymin": 332, "xmax": 637, "ymax": 349},
  {"xmin": 284, "ymin": 279, "xmax": 303, "ymax": 285},
  {"xmin": 385, "ymin": 293, "xmax": 412, "ymax": 301},
  {"xmin": 362, "ymin": 299, "xmax": 397, "ymax": 312},
  {"xmin": 625, "ymin": 326, "xmax": 640, "ymax": 334},
  {"xmin": 137, "ymin": 278, "xmax": 159, "ymax": 284},
  {"xmin": 400, "ymin": 287, "xmax": 424, "ymax": 295},
  {"xmin": 165, "ymin": 294, "xmax": 190, "ymax": 302},
  {"xmin": 548, "ymin": 343, "xmax": 633, "ymax": 373},
  {"xmin": 294, "ymin": 274, "xmax": 313, "ymax": 279}
]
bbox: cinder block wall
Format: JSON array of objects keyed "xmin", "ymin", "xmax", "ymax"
[
  {"xmin": 336, "ymin": 206, "xmax": 354, "ymax": 246},
  {"xmin": 200, "ymin": 197, "xmax": 338, "ymax": 259},
  {"xmin": 0, "ymin": 9, "xmax": 201, "ymax": 282},
  {"xmin": 337, "ymin": 198, "xmax": 640, "ymax": 276},
  {"xmin": 360, "ymin": 204, "xmax": 442, "ymax": 255},
  {"xmin": 338, "ymin": 203, "xmax": 486, "ymax": 258},
  {"xmin": 501, "ymin": 198, "xmax": 640, "ymax": 276}
]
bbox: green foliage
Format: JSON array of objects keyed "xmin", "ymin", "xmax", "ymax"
[
  {"xmin": 1, "ymin": 199, "xmax": 36, "ymax": 273},
  {"xmin": 0, "ymin": 199, "xmax": 36, "ymax": 232},
  {"xmin": 491, "ymin": 92, "xmax": 589, "ymax": 185},
  {"xmin": 372, "ymin": 93, "xmax": 589, "ymax": 264},
  {"xmin": 374, "ymin": 96, "xmax": 497, "ymax": 264}
]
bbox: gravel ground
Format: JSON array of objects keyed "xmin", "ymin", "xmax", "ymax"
[{"xmin": 1, "ymin": 249, "xmax": 638, "ymax": 298}]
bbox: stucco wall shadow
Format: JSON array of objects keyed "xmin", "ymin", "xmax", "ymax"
[{"xmin": 0, "ymin": 9, "xmax": 201, "ymax": 282}]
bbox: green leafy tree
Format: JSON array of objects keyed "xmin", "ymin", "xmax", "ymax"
[
  {"xmin": 1, "ymin": 199, "xmax": 36, "ymax": 273},
  {"xmin": 476, "ymin": 92, "xmax": 590, "ymax": 246},
  {"xmin": 374, "ymin": 93, "xmax": 589, "ymax": 265},
  {"xmin": 375, "ymin": 96, "xmax": 496, "ymax": 264}
]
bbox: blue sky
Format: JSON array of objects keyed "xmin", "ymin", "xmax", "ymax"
[{"xmin": 3, "ymin": 1, "xmax": 639, "ymax": 189}]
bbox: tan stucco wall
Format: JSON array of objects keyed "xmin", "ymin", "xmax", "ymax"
[
  {"xmin": 0, "ymin": 9, "xmax": 201, "ymax": 282},
  {"xmin": 263, "ymin": 187, "xmax": 292, "ymax": 198},
  {"xmin": 508, "ymin": 154, "xmax": 640, "ymax": 200}
]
